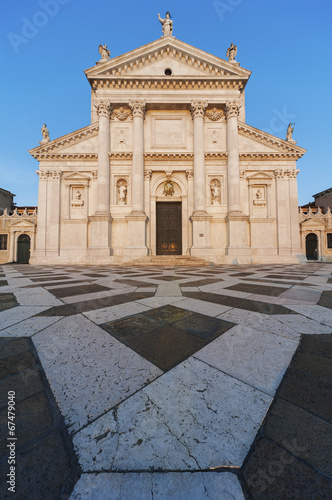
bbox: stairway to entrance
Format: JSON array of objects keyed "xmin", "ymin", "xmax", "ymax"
[{"xmin": 122, "ymin": 255, "xmax": 212, "ymax": 266}]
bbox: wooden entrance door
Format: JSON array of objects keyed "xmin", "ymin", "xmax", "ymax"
[
  {"xmin": 17, "ymin": 235, "xmax": 31, "ymax": 263},
  {"xmin": 306, "ymin": 233, "xmax": 318, "ymax": 260},
  {"xmin": 156, "ymin": 202, "xmax": 182, "ymax": 255}
]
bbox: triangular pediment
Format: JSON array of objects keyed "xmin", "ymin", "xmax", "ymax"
[
  {"xmin": 85, "ymin": 37, "xmax": 251, "ymax": 81},
  {"xmin": 63, "ymin": 172, "xmax": 92, "ymax": 181},
  {"xmin": 10, "ymin": 219, "xmax": 35, "ymax": 228},
  {"xmin": 29, "ymin": 124, "xmax": 98, "ymax": 159},
  {"xmin": 238, "ymin": 122, "xmax": 307, "ymax": 159},
  {"xmin": 300, "ymin": 218, "xmax": 326, "ymax": 229},
  {"xmin": 246, "ymin": 171, "xmax": 274, "ymax": 180}
]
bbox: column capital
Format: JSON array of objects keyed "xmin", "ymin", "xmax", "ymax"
[
  {"xmin": 144, "ymin": 170, "xmax": 152, "ymax": 180},
  {"xmin": 225, "ymin": 100, "xmax": 241, "ymax": 120},
  {"xmin": 186, "ymin": 169, "xmax": 194, "ymax": 180},
  {"xmin": 129, "ymin": 100, "xmax": 146, "ymax": 119},
  {"xmin": 191, "ymin": 101, "xmax": 208, "ymax": 119},
  {"xmin": 95, "ymin": 100, "xmax": 113, "ymax": 119}
]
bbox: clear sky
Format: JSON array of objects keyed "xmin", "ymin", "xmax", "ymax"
[{"xmin": 1, "ymin": 0, "xmax": 331, "ymax": 206}]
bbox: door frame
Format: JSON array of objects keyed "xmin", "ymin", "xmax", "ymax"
[
  {"xmin": 156, "ymin": 201, "xmax": 182, "ymax": 255},
  {"xmin": 305, "ymin": 232, "xmax": 319, "ymax": 260}
]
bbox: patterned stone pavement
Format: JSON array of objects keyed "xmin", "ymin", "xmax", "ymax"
[{"xmin": 0, "ymin": 263, "xmax": 331, "ymax": 499}]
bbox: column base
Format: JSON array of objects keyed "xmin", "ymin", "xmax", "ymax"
[
  {"xmin": 226, "ymin": 214, "xmax": 250, "ymax": 251},
  {"xmin": 190, "ymin": 213, "xmax": 213, "ymax": 251},
  {"xmin": 88, "ymin": 214, "xmax": 113, "ymax": 256},
  {"xmin": 124, "ymin": 212, "xmax": 148, "ymax": 256}
]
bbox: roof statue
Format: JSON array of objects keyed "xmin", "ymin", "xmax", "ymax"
[
  {"xmin": 286, "ymin": 123, "xmax": 295, "ymax": 141},
  {"xmin": 39, "ymin": 123, "xmax": 50, "ymax": 145},
  {"xmin": 226, "ymin": 43, "xmax": 237, "ymax": 62},
  {"xmin": 158, "ymin": 11, "xmax": 173, "ymax": 37},
  {"xmin": 99, "ymin": 44, "xmax": 110, "ymax": 62}
]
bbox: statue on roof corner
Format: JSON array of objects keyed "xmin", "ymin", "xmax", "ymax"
[
  {"xmin": 158, "ymin": 11, "xmax": 173, "ymax": 37},
  {"xmin": 99, "ymin": 44, "xmax": 110, "ymax": 62},
  {"xmin": 286, "ymin": 123, "xmax": 295, "ymax": 141},
  {"xmin": 226, "ymin": 43, "xmax": 237, "ymax": 62},
  {"xmin": 40, "ymin": 123, "xmax": 50, "ymax": 144}
]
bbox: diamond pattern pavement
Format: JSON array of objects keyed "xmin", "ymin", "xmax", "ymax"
[{"xmin": 1, "ymin": 262, "xmax": 332, "ymax": 499}]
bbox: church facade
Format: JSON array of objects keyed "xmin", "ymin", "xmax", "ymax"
[{"xmin": 29, "ymin": 19, "xmax": 306, "ymax": 265}]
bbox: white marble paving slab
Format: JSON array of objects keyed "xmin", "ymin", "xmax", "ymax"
[
  {"xmin": 281, "ymin": 304, "xmax": 332, "ymax": 328},
  {"xmin": 0, "ymin": 316, "xmax": 63, "ymax": 337},
  {"xmin": 135, "ymin": 296, "xmax": 185, "ymax": 308},
  {"xmin": 217, "ymin": 308, "xmax": 301, "ymax": 340},
  {"xmin": 45, "ymin": 281, "xmax": 92, "ymax": 290},
  {"xmin": 83, "ymin": 301, "xmax": 151, "ymax": 325},
  {"xmin": 180, "ymin": 287, "xmax": 200, "ymax": 292},
  {"xmin": 33, "ymin": 315, "xmax": 162, "ymax": 433},
  {"xmin": 13, "ymin": 287, "xmax": 63, "ymax": 307},
  {"xmin": 155, "ymin": 283, "xmax": 183, "ymax": 297},
  {"xmin": 4, "ymin": 278, "xmax": 34, "ymax": 287},
  {"xmin": 0, "ymin": 306, "xmax": 50, "ymax": 331},
  {"xmin": 73, "ymin": 357, "xmax": 271, "ymax": 471},
  {"xmin": 70, "ymin": 472, "xmax": 244, "ymax": 500},
  {"xmin": 176, "ymin": 298, "xmax": 232, "ymax": 317},
  {"xmin": 61, "ymin": 287, "xmax": 137, "ymax": 304},
  {"xmin": 278, "ymin": 286, "xmax": 322, "ymax": 302},
  {"xmin": 195, "ymin": 325, "xmax": 298, "ymax": 396},
  {"xmin": 135, "ymin": 287, "xmax": 157, "ymax": 293},
  {"xmin": 273, "ymin": 313, "xmax": 332, "ymax": 334}
]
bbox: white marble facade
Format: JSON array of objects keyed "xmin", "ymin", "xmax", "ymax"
[{"xmin": 29, "ymin": 34, "xmax": 306, "ymax": 265}]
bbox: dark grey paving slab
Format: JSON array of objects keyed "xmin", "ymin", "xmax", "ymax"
[
  {"xmin": 102, "ymin": 314, "xmax": 163, "ymax": 343},
  {"xmin": 265, "ymin": 274, "xmax": 306, "ymax": 280},
  {"xmin": 48, "ymin": 283, "xmax": 112, "ymax": 299},
  {"xmin": 173, "ymin": 313, "xmax": 235, "ymax": 341},
  {"xmin": 318, "ymin": 291, "xmax": 332, "ymax": 309},
  {"xmin": 0, "ymin": 293, "xmax": 18, "ymax": 312},
  {"xmin": 143, "ymin": 304, "xmax": 193, "ymax": 323},
  {"xmin": 180, "ymin": 278, "xmax": 224, "ymax": 287},
  {"xmin": 0, "ymin": 338, "xmax": 80, "ymax": 499},
  {"xmin": 264, "ymin": 398, "xmax": 332, "ymax": 477},
  {"xmin": 183, "ymin": 291, "xmax": 295, "ymax": 315},
  {"xmin": 292, "ymin": 350, "xmax": 332, "ymax": 383},
  {"xmin": 37, "ymin": 292, "xmax": 155, "ymax": 317},
  {"xmin": 300, "ymin": 334, "xmax": 332, "ymax": 358},
  {"xmin": 225, "ymin": 283, "xmax": 289, "ymax": 296},
  {"xmin": 242, "ymin": 438, "xmax": 332, "ymax": 499}
]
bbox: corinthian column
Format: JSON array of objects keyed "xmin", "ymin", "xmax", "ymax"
[
  {"xmin": 226, "ymin": 100, "xmax": 241, "ymax": 214},
  {"xmin": 95, "ymin": 100, "xmax": 112, "ymax": 214},
  {"xmin": 191, "ymin": 101, "xmax": 208, "ymax": 214},
  {"xmin": 129, "ymin": 100, "xmax": 146, "ymax": 214}
]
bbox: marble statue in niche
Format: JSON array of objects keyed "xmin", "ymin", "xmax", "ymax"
[
  {"xmin": 253, "ymin": 187, "xmax": 266, "ymax": 206},
  {"xmin": 117, "ymin": 180, "xmax": 127, "ymax": 205},
  {"xmin": 72, "ymin": 188, "xmax": 84, "ymax": 207},
  {"xmin": 210, "ymin": 179, "xmax": 221, "ymax": 205}
]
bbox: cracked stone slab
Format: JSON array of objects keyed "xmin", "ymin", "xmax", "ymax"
[
  {"xmin": 33, "ymin": 315, "xmax": 162, "ymax": 433},
  {"xmin": 70, "ymin": 472, "xmax": 245, "ymax": 500},
  {"xmin": 73, "ymin": 357, "xmax": 271, "ymax": 471},
  {"xmin": 195, "ymin": 325, "xmax": 299, "ymax": 396}
]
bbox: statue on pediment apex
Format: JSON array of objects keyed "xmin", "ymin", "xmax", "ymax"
[
  {"xmin": 226, "ymin": 43, "xmax": 237, "ymax": 62},
  {"xmin": 99, "ymin": 44, "xmax": 110, "ymax": 62},
  {"xmin": 158, "ymin": 12, "xmax": 173, "ymax": 37},
  {"xmin": 286, "ymin": 123, "xmax": 295, "ymax": 141},
  {"xmin": 39, "ymin": 123, "xmax": 50, "ymax": 144}
]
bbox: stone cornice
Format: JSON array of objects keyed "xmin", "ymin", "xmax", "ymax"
[
  {"xmin": 238, "ymin": 122, "xmax": 307, "ymax": 158},
  {"xmin": 239, "ymin": 152, "xmax": 301, "ymax": 160},
  {"xmin": 205, "ymin": 153, "xmax": 228, "ymax": 159},
  {"xmin": 144, "ymin": 152, "xmax": 194, "ymax": 160},
  {"xmin": 109, "ymin": 153, "xmax": 133, "ymax": 159},
  {"xmin": 85, "ymin": 37, "xmax": 251, "ymax": 80},
  {"xmin": 90, "ymin": 76, "xmax": 246, "ymax": 92},
  {"xmin": 29, "ymin": 123, "xmax": 99, "ymax": 158},
  {"xmin": 34, "ymin": 153, "xmax": 98, "ymax": 160}
]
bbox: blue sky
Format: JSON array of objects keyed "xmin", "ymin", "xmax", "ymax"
[{"xmin": 1, "ymin": 0, "xmax": 331, "ymax": 206}]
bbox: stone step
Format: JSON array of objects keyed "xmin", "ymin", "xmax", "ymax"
[{"xmin": 122, "ymin": 255, "xmax": 212, "ymax": 267}]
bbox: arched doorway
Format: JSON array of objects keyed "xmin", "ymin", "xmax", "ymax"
[
  {"xmin": 17, "ymin": 234, "xmax": 31, "ymax": 263},
  {"xmin": 305, "ymin": 233, "xmax": 318, "ymax": 260}
]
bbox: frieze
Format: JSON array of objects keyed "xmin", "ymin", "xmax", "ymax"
[{"xmin": 91, "ymin": 78, "xmax": 246, "ymax": 92}]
